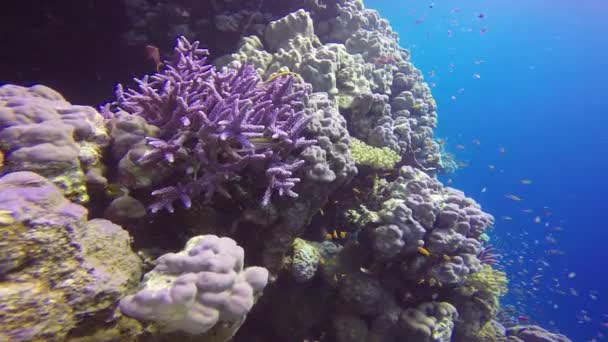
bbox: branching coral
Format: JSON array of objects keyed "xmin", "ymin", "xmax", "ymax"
[
  {"xmin": 350, "ymin": 137, "xmax": 401, "ymax": 170},
  {"xmin": 110, "ymin": 36, "xmax": 316, "ymax": 212}
]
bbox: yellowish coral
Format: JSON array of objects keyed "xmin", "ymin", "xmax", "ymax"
[
  {"xmin": 467, "ymin": 265, "xmax": 508, "ymax": 298},
  {"xmin": 350, "ymin": 138, "xmax": 401, "ymax": 170}
]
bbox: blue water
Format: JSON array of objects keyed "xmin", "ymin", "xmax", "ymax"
[{"xmin": 365, "ymin": 1, "xmax": 608, "ymax": 340}]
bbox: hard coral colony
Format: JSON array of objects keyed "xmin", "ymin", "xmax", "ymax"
[{"xmin": 109, "ymin": 37, "xmax": 316, "ymax": 212}]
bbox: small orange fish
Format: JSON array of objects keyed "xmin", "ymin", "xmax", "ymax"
[
  {"xmin": 145, "ymin": 45, "xmax": 163, "ymax": 72},
  {"xmin": 505, "ymin": 194, "xmax": 522, "ymax": 201},
  {"xmin": 457, "ymin": 161, "xmax": 468, "ymax": 167},
  {"xmin": 417, "ymin": 247, "xmax": 431, "ymax": 256}
]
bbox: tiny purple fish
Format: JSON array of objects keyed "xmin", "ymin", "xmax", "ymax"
[{"xmin": 447, "ymin": 29, "xmax": 452, "ymax": 37}]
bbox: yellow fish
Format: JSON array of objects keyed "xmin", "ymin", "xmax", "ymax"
[
  {"xmin": 264, "ymin": 71, "xmax": 302, "ymax": 83},
  {"xmin": 326, "ymin": 230, "xmax": 347, "ymax": 240},
  {"xmin": 417, "ymin": 247, "xmax": 431, "ymax": 256},
  {"xmin": 442, "ymin": 254, "xmax": 451, "ymax": 261}
]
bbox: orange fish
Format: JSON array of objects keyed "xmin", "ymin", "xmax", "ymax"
[{"xmin": 145, "ymin": 45, "xmax": 163, "ymax": 72}]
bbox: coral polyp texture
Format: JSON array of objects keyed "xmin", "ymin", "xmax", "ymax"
[
  {"xmin": 119, "ymin": 235, "xmax": 269, "ymax": 336},
  {"xmin": 107, "ymin": 36, "xmax": 316, "ymax": 212}
]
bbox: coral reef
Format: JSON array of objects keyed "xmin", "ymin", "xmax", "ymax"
[
  {"xmin": 218, "ymin": 5, "xmax": 440, "ymax": 172},
  {"xmin": 0, "ymin": 0, "xmax": 571, "ymax": 341}
]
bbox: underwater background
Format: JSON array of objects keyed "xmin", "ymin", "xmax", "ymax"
[
  {"xmin": 366, "ymin": 0, "xmax": 608, "ymax": 340},
  {"xmin": 0, "ymin": 0, "xmax": 606, "ymax": 341}
]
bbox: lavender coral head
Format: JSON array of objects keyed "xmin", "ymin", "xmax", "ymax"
[{"xmin": 112, "ymin": 36, "xmax": 316, "ymax": 212}]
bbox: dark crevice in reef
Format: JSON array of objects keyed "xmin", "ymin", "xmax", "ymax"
[{"xmin": 0, "ymin": 0, "xmax": 144, "ymax": 106}]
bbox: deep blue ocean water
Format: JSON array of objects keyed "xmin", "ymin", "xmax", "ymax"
[{"xmin": 365, "ymin": 1, "xmax": 608, "ymax": 340}]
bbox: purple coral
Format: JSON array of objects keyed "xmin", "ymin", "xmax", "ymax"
[{"xmin": 111, "ymin": 36, "xmax": 315, "ymax": 212}]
